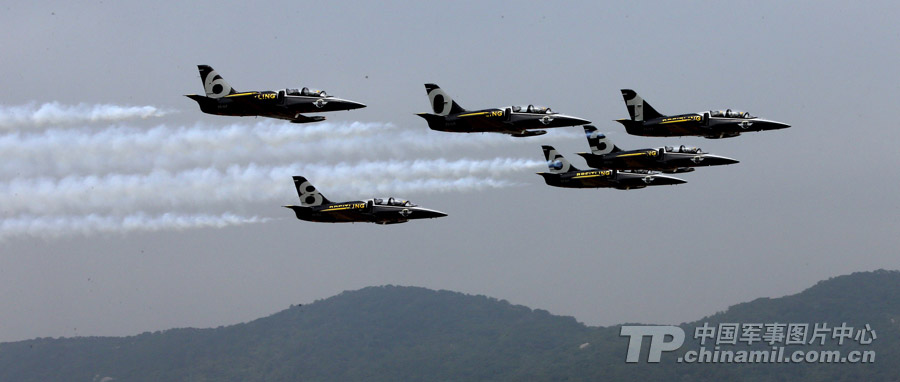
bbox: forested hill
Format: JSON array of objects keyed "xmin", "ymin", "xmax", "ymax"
[{"xmin": 1, "ymin": 270, "xmax": 898, "ymax": 381}]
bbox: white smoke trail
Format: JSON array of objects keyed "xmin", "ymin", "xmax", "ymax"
[
  {"xmin": 0, "ymin": 120, "xmax": 577, "ymax": 177},
  {"xmin": 0, "ymin": 105, "xmax": 570, "ymax": 237},
  {"xmin": 0, "ymin": 158, "xmax": 541, "ymax": 215},
  {"xmin": 0, "ymin": 102, "xmax": 170, "ymax": 129},
  {"xmin": 0, "ymin": 212, "xmax": 268, "ymax": 240}
]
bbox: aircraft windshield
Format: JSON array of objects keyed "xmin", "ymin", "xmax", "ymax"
[
  {"xmin": 709, "ymin": 109, "xmax": 755, "ymax": 119},
  {"xmin": 664, "ymin": 145, "xmax": 702, "ymax": 154},
  {"xmin": 284, "ymin": 88, "xmax": 327, "ymax": 97},
  {"xmin": 373, "ymin": 198, "xmax": 417, "ymax": 207},
  {"xmin": 511, "ymin": 105, "xmax": 553, "ymax": 114}
]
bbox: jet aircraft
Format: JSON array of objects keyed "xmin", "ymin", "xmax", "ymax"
[
  {"xmin": 283, "ymin": 176, "xmax": 447, "ymax": 224},
  {"xmin": 537, "ymin": 146, "xmax": 686, "ymax": 190},
  {"xmin": 617, "ymin": 89, "xmax": 790, "ymax": 139},
  {"xmin": 417, "ymin": 83, "xmax": 591, "ymax": 137},
  {"xmin": 186, "ymin": 65, "xmax": 365, "ymax": 123},
  {"xmin": 576, "ymin": 125, "xmax": 739, "ymax": 173}
]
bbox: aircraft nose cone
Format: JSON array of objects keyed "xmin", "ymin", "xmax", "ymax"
[
  {"xmin": 720, "ymin": 157, "xmax": 740, "ymax": 165},
  {"xmin": 549, "ymin": 114, "xmax": 591, "ymax": 127},
  {"xmin": 762, "ymin": 120, "xmax": 790, "ymax": 130},
  {"xmin": 565, "ymin": 116, "xmax": 592, "ymax": 126},
  {"xmin": 427, "ymin": 210, "xmax": 448, "ymax": 219},
  {"xmin": 414, "ymin": 208, "xmax": 447, "ymax": 219},
  {"xmin": 342, "ymin": 100, "xmax": 367, "ymax": 110},
  {"xmin": 703, "ymin": 155, "xmax": 740, "ymax": 166}
]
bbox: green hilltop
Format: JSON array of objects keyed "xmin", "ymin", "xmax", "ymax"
[{"xmin": 1, "ymin": 270, "xmax": 897, "ymax": 381}]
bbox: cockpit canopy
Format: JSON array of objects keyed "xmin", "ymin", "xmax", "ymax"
[
  {"xmin": 511, "ymin": 105, "xmax": 553, "ymax": 114},
  {"xmin": 709, "ymin": 109, "xmax": 754, "ymax": 119},
  {"xmin": 664, "ymin": 145, "xmax": 702, "ymax": 154},
  {"xmin": 284, "ymin": 87, "xmax": 328, "ymax": 97},
  {"xmin": 372, "ymin": 197, "xmax": 417, "ymax": 207}
]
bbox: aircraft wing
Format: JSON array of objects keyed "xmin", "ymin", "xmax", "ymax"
[
  {"xmin": 509, "ymin": 130, "xmax": 547, "ymax": 137},
  {"xmin": 270, "ymin": 113, "xmax": 327, "ymax": 124}
]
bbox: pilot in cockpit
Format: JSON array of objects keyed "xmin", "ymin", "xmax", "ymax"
[{"xmin": 300, "ymin": 87, "xmax": 327, "ymax": 97}]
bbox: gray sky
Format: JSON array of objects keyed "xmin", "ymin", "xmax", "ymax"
[{"xmin": 1, "ymin": 1, "xmax": 899, "ymax": 342}]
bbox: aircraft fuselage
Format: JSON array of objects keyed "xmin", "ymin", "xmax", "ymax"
[
  {"xmin": 537, "ymin": 169, "xmax": 685, "ymax": 190},
  {"xmin": 186, "ymin": 65, "xmax": 365, "ymax": 124},
  {"xmin": 419, "ymin": 108, "xmax": 590, "ymax": 137},
  {"xmin": 284, "ymin": 200, "xmax": 447, "ymax": 225},
  {"xmin": 187, "ymin": 91, "xmax": 365, "ymax": 123},
  {"xmin": 619, "ymin": 113, "xmax": 791, "ymax": 139},
  {"xmin": 578, "ymin": 148, "xmax": 739, "ymax": 173},
  {"xmin": 418, "ymin": 84, "xmax": 590, "ymax": 137}
]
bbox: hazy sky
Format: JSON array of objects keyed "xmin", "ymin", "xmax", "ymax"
[{"xmin": 1, "ymin": 1, "xmax": 898, "ymax": 342}]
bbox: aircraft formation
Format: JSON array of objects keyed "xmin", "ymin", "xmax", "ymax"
[{"xmin": 187, "ymin": 65, "xmax": 791, "ymax": 224}]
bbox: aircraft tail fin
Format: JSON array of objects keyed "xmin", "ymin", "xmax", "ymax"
[
  {"xmin": 541, "ymin": 145, "xmax": 579, "ymax": 173},
  {"xmin": 424, "ymin": 83, "xmax": 465, "ymax": 115},
  {"xmin": 620, "ymin": 89, "xmax": 664, "ymax": 121},
  {"xmin": 292, "ymin": 176, "xmax": 332, "ymax": 206},
  {"xmin": 583, "ymin": 125, "xmax": 621, "ymax": 155},
  {"xmin": 198, "ymin": 65, "xmax": 238, "ymax": 98}
]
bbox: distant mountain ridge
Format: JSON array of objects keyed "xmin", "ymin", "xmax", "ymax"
[{"xmin": 1, "ymin": 270, "xmax": 897, "ymax": 381}]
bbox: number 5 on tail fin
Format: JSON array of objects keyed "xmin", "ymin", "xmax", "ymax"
[{"xmin": 541, "ymin": 145, "xmax": 579, "ymax": 174}]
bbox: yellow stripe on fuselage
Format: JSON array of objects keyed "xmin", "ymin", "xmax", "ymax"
[
  {"xmin": 572, "ymin": 170, "xmax": 611, "ymax": 179},
  {"xmin": 324, "ymin": 202, "xmax": 366, "ymax": 212},
  {"xmin": 660, "ymin": 115, "xmax": 701, "ymax": 124},
  {"xmin": 224, "ymin": 92, "xmax": 258, "ymax": 97},
  {"xmin": 457, "ymin": 112, "xmax": 490, "ymax": 118}
]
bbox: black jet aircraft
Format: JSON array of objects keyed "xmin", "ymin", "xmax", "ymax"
[
  {"xmin": 537, "ymin": 146, "xmax": 685, "ymax": 190},
  {"xmin": 576, "ymin": 126, "xmax": 739, "ymax": 173},
  {"xmin": 283, "ymin": 176, "xmax": 447, "ymax": 224},
  {"xmin": 186, "ymin": 65, "xmax": 365, "ymax": 123},
  {"xmin": 617, "ymin": 89, "xmax": 790, "ymax": 139},
  {"xmin": 416, "ymin": 83, "xmax": 591, "ymax": 137}
]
